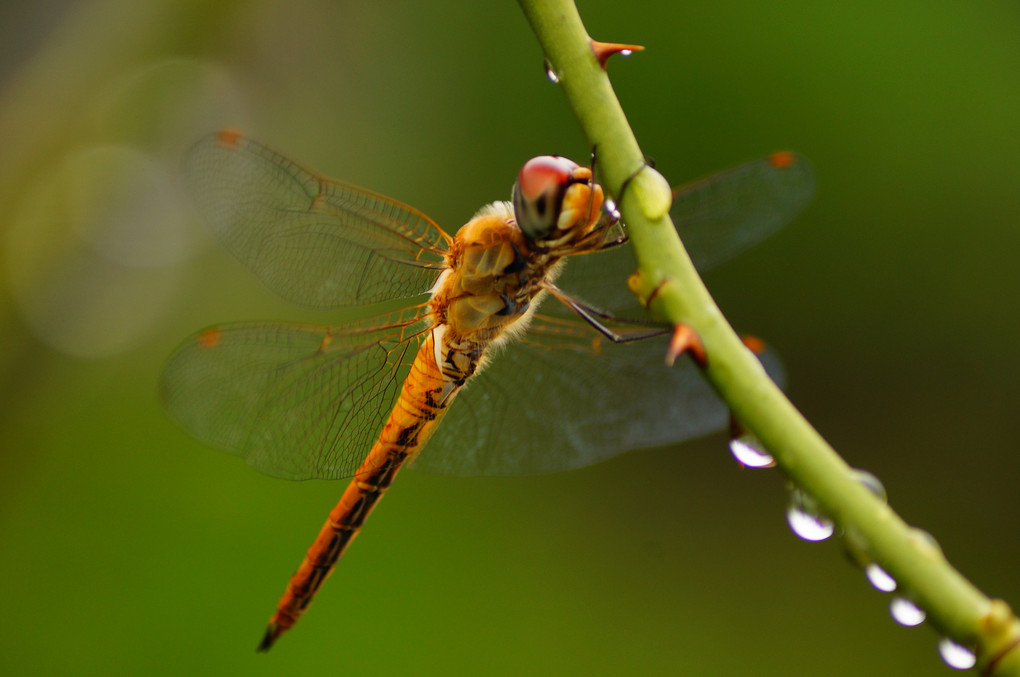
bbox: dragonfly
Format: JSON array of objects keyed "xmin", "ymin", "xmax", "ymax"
[{"xmin": 160, "ymin": 129, "xmax": 814, "ymax": 651}]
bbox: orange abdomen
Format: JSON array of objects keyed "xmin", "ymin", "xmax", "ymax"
[{"xmin": 258, "ymin": 331, "xmax": 452, "ymax": 651}]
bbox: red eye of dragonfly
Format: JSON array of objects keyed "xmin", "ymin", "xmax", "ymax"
[
  {"xmin": 161, "ymin": 131, "xmax": 813, "ymax": 650},
  {"xmin": 512, "ymin": 155, "xmax": 582, "ymax": 240}
]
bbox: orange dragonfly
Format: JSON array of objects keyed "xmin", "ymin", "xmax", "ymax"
[{"xmin": 160, "ymin": 129, "xmax": 813, "ymax": 650}]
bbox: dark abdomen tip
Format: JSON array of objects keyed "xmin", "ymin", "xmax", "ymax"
[{"xmin": 257, "ymin": 623, "xmax": 280, "ymax": 653}]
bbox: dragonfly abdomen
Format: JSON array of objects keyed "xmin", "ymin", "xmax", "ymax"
[{"xmin": 259, "ymin": 331, "xmax": 460, "ymax": 651}]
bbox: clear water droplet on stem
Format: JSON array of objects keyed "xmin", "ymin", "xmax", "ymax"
[
  {"xmin": 938, "ymin": 638, "xmax": 976, "ymax": 670},
  {"xmin": 850, "ymin": 468, "xmax": 887, "ymax": 502},
  {"xmin": 786, "ymin": 488, "xmax": 834, "ymax": 541},
  {"xmin": 543, "ymin": 59, "xmax": 560, "ymax": 83},
  {"xmin": 729, "ymin": 435, "xmax": 775, "ymax": 468},
  {"xmin": 909, "ymin": 528, "xmax": 944, "ymax": 558},
  {"xmin": 864, "ymin": 563, "xmax": 897, "ymax": 592},
  {"xmin": 890, "ymin": 597, "xmax": 926, "ymax": 626}
]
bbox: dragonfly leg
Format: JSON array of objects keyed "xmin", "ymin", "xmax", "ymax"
[{"xmin": 543, "ymin": 283, "xmax": 670, "ymax": 344}]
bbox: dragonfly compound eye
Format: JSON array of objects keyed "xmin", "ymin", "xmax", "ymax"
[{"xmin": 512, "ymin": 155, "xmax": 581, "ymax": 241}]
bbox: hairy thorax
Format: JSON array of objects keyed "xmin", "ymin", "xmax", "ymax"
[{"xmin": 428, "ymin": 201, "xmax": 562, "ymax": 384}]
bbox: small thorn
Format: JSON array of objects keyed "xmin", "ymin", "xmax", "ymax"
[
  {"xmin": 665, "ymin": 323, "xmax": 706, "ymax": 367},
  {"xmin": 590, "ymin": 40, "xmax": 645, "ymax": 69},
  {"xmin": 741, "ymin": 335, "xmax": 766, "ymax": 355},
  {"xmin": 635, "ymin": 275, "xmax": 668, "ymax": 309},
  {"xmin": 257, "ymin": 623, "xmax": 280, "ymax": 653}
]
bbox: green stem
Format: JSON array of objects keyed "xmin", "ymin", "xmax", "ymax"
[{"xmin": 517, "ymin": 1, "xmax": 1020, "ymax": 673}]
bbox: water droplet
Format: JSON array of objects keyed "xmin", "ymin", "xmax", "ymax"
[
  {"xmin": 890, "ymin": 597, "xmax": 926, "ymax": 626},
  {"xmin": 850, "ymin": 468, "xmax": 887, "ymax": 502},
  {"xmin": 938, "ymin": 638, "xmax": 976, "ymax": 670},
  {"xmin": 602, "ymin": 197, "xmax": 620, "ymax": 220},
  {"xmin": 864, "ymin": 563, "xmax": 897, "ymax": 592},
  {"xmin": 787, "ymin": 507, "xmax": 834, "ymax": 541},
  {"xmin": 543, "ymin": 59, "xmax": 560, "ymax": 83},
  {"xmin": 619, "ymin": 49, "xmax": 634, "ymax": 57},
  {"xmin": 909, "ymin": 528, "xmax": 944, "ymax": 558},
  {"xmin": 729, "ymin": 435, "xmax": 775, "ymax": 468},
  {"xmin": 786, "ymin": 488, "xmax": 834, "ymax": 541}
]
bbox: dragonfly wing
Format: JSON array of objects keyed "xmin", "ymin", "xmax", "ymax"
[
  {"xmin": 184, "ymin": 131, "xmax": 450, "ymax": 310},
  {"xmin": 412, "ymin": 314, "xmax": 785, "ymax": 475},
  {"xmin": 673, "ymin": 152, "xmax": 815, "ymax": 272},
  {"xmin": 549, "ymin": 240, "xmax": 640, "ymax": 318},
  {"xmin": 159, "ymin": 307, "xmax": 430, "ymax": 480},
  {"xmin": 553, "ymin": 152, "xmax": 815, "ymax": 314}
]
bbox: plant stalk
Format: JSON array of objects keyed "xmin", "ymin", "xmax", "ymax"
[{"xmin": 516, "ymin": 0, "xmax": 1020, "ymax": 673}]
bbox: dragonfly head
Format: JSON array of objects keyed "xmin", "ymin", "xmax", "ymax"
[{"xmin": 512, "ymin": 156, "xmax": 605, "ymax": 247}]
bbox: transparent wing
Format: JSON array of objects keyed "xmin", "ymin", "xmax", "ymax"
[
  {"xmin": 412, "ymin": 314, "xmax": 785, "ymax": 475},
  {"xmin": 555, "ymin": 152, "xmax": 815, "ymax": 314},
  {"xmin": 673, "ymin": 151, "xmax": 815, "ymax": 271},
  {"xmin": 168, "ymin": 148, "xmax": 803, "ymax": 479},
  {"xmin": 159, "ymin": 306, "xmax": 430, "ymax": 480},
  {"xmin": 183, "ymin": 130, "xmax": 450, "ymax": 310}
]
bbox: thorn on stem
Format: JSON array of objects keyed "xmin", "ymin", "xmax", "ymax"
[
  {"xmin": 665, "ymin": 323, "xmax": 706, "ymax": 367},
  {"xmin": 637, "ymin": 274, "xmax": 668, "ymax": 308},
  {"xmin": 590, "ymin": 40, "xmax": 645, "ymax": 69}
]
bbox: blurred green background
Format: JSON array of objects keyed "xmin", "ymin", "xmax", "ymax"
[{"xmin": 2, "ymin": 1, "xmax": 1018, "ymax": 674}]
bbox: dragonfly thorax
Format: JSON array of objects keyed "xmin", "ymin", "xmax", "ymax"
[
  {"xmin": 431, "ymin": 156, "xmax": 616, "ymax": 382},
  {"xmin": 435, "ymin": 201, "xmax": 560, "ymax": 349}
]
